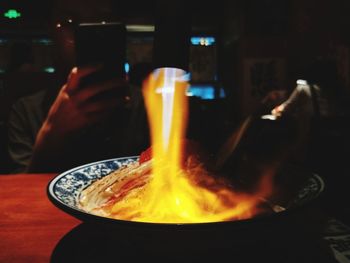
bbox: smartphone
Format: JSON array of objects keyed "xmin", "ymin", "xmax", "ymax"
[{"xmin": 74, "ymin": 22, "xmax": 126, "ymax": 77}]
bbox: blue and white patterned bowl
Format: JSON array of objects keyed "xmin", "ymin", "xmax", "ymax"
[
  {"xmin": 47, "ymin": 156, "xmax": 139, "ymax": 224},
  {"xmin": 47, "ymin": 156, "xmax": 325, "ymax": 228}
]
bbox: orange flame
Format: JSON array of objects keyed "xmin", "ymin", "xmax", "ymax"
[{"xmin": 111, "ymin": 68, "xmax": 274, "ymax": 223}]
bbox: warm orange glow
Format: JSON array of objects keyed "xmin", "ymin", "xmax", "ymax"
[{"xmin": 110, "ymin": 68, "xmax": 274, "ymax": 223}]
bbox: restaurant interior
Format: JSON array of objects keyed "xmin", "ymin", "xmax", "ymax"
[{"xmin": 1, "ymin": 0, "xmax": 350, "ymax": 262}]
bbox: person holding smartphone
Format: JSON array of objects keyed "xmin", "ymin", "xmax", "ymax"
[{"xmin": 7, "ymin": 5, "xmax": 150, "ymax": 173}]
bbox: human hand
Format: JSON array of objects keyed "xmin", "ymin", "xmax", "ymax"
[
  {"xmin": 27, "ymin": 65, "xmax": 129, "ymax": 172},
  {"xmin": 271, "ymin": 104, "xmax": 285, "ymax": 117},
  {"xmin": 44, "ymin": 65, "xmax": 129, "ymax": 136}
]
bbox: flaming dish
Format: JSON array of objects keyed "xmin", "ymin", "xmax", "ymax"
[
  {"xmin": 48, "ymin": 68, "xmax": 324, "ymax": 228},
  {"xmin": 77, "ymin": 68, "xmax": 278, "ymax": 224},
  {"xmin": 78, "ymin": 146, "xmax": 275, "ymax": 223}
]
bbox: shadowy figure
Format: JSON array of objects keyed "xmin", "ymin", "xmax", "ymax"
[
  {"xmin": 6, "ymin": 5, "xmax": 150, "ymax": 173},
  {"xmin": 271, "ymin": 58, "xmax": 350, "ymax": 171},
  {"xmin": 270, "ymin": 58, "xmax": 350, "ymax": 222}
]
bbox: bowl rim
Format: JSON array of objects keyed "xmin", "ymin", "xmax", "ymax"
[{"xmin": 47, "ymin": 156, "xmax": 325, "ymax": 229}]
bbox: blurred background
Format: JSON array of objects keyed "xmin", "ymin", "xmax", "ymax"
[{"xmin": 0, "ymin": 0, "xmax": 350, "ymax": 221}]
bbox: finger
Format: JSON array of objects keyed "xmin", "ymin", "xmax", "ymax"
[{"xmin": 65, "ymin": 65, "xmax": 102, "ymax": 94}]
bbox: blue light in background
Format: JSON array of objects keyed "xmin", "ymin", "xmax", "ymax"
[
  {"xmin": 124, "ymin": 62, "xmax": 130, "ymax": 73},
  {"xmin": 44, "ymin": 67, "xmax": 55, "ymax": 73},
  {"xmin": 187, "ymin": 85, "xmax": 213, "ymax": 100},
  {"xmin": 32, "ymin": 38, "xmax": 53, "ymax": 45},
  {"xmin": 191, "ymin": 36, "xmax": 215, "ymax": 46},
  {"xmin": 219, "ymin": 88, "xmax": 226, "ymax": 98},
  {"xmin": 187, "ymin": 85, "xmax": 226, "ymax": 100}
]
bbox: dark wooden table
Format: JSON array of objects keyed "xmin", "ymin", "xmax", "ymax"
[{"xmin": 0, "ymin": 174, "xmax": 80, "ymax": 263}]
